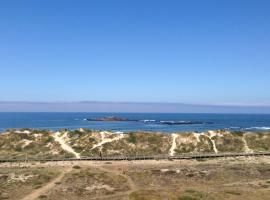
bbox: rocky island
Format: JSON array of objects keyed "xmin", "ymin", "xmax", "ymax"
[
  {"xmin": 86, "ymin": 116, "xmax": 213, "ymax": 125},
  {"xmin": 86, "ymin": 116, "xmax": 136, "ymax": 122}
]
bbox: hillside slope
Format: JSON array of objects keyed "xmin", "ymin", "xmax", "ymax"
[{"xmin": 0, "ymin": 129, "xmax": 270, "ymax": 159}]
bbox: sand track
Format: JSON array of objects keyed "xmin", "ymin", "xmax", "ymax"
[
  {"xmin": 205, "ymin": 131, "xmax": 219, "ymax": 154},
  {"xmin": 169, "ymin": 133, "xmax": 178, "ymax": 156},
  {"xmin": 91, "ymin": 132, "xmax": 125, "ymax": 151},
  {"xmin": 53, "ymin": 132, "xmax": 81, "ymax": 158},
  {"xmin": 21, "ymin": 167, "xmax": 72, "ymax": 200},
  {"xmin": 242, "ymin": 134, "xmax": 253, "ymax": 153}
]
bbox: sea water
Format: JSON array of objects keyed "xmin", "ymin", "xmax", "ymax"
[{"xmin": 0, "ymin": 112, "xmax": 270, "ymax": 132}]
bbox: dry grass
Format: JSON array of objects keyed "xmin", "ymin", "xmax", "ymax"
[{"xmin": 0, "ymin": 167, "xmax": 60, "ymax": 200}]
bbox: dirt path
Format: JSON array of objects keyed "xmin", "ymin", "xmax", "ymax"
[
  {"xmin": 169, "ymin": 133, "xmax": 178, "ymax": 156},
  {"xmin": 91, "ymin": 131, "xmax": 125, "ymax": 151},
  {"xmin": 242, "ymin": 134, "xmax": 254, "ymax": 153},
  {"xmin": 21, "ymin": 167, "xmax": 72, "ymax": 200},
  {"xmin": 205, "ymin": 132, "xmax": 218, "ymax": 154},
  {"xmin": 53, "ymin": 131, "xmax": 81, "ymax": 158}
]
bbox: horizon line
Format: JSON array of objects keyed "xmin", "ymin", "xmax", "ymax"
[{"xmin": 0, "ymin": 101, "xmax": 270, "ymax": 108}]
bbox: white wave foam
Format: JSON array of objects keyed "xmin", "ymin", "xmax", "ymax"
[
  {"xmin": 142, "ymin": 119, "xmax": 156, "ymax": 123},
  {"xmin": 245, "ymin": 127, "xmax": 270, "ymax": 130},
  {"xmin": 114, "ymin": 131, "xmax": 124, "ymax": 134}
]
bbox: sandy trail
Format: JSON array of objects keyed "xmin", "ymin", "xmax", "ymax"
[
  {"xmin": 205, "ymin": 131, "xmax": 219, "ymax": 154},
  {"xmin": 193, "ymin": 133, "xmax": 201, "ymax": 143},
  {"xmin": 91, "ymin": 132, "xmax": 125, "ymax": 151},
  {"xmin": 242, "ymin": 134, "xmax": 253, "ymax": 153},
  {"xmin": 53, "ymin": 131, "xmax": 81, "ymax": 158},
  {"xmin": 21, "ymin": 167, "xmax": 72, "ymax": 200},
  {"xmin": 169, "ymin": 133, "xmax": 178, "ymax": 156}
]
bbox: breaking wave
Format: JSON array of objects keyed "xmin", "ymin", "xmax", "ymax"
[
  {"xmin": 244, "ymin": 127, "xmax": 270, "ymax": 130},
  {"xmin": 141, "ymin": 119, "xmax": 156, "ymax": 123}
]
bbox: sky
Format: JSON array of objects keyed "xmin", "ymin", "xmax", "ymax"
[{"xmin": 0, "ymin": 0, "xmax": 270, "ymax": 112}]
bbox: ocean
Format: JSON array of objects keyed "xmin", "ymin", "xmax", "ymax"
[{"xmin": 0, "ymin": 112, "xmax": 270, "ymax": 133}]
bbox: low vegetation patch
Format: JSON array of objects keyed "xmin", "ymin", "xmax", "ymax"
[
  {"xmin": 129, "ymin": 190, "xmax": 162, "ymax": 200},
  {"xmin": 224, "ymin": 190, "xmax": 242, "ymax": 195}
]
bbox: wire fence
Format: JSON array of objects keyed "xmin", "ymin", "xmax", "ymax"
[{"xmin": 1, "ymin": 151, "xmax": 270, "ymax": 163}]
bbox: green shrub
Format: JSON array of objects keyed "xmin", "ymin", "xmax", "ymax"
[
  {"xmin": 127, "ymin": 134, "xmax": 137, "ymax": 144},
  {"xmin": 88, "ymin": 137, "xmax": 96, "ymax": 143},
  {"xmin": 39, "ymin": 194, "xmax": 47, "ymax": 199},
  {"xmin": 178, "ymin": 196, "xmax": 198, "ymax": 200},
  {"xmin": 15, "ymin": 146, "xmax": 22, "ymax": 152},
  {"xmin": 185, "ymin": 189, "xmax": 196, "ymax": 193},
  {"xmin": 225, "ymin": 190, "xmax": 241, "ymax": 195},
  {"xmin": 73, "ymin": 165, "xmax": 81, "ymax": 169},
  {"xmin": 43, "ymin": 136, "xmax": 54, "ymax": 143}
]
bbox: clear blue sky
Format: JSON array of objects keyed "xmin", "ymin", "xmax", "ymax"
[{"xmin": 1, "ymin": 0, "xmax": 270, "ymax": 106}]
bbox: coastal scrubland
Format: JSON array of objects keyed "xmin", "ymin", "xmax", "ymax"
[
  {"xmin": 0, "ymin": 166, "xmax": 60, "ymax": 200},
  {"xmin": 1, "ymin": 158, "xmax": 270, "ymax": 200},
  {"xmin": 1, "ymin": 129, "xmax": 270, "ymax": 159}
]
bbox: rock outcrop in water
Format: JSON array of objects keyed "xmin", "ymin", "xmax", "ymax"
[
  {"xmin": 0, "ymin": 129, "xmax": 270, "ymax": 159},
  {"xmin": 86, "ymin": 116, "xmax": 136, "ymax": 122},
  {"xmin": 159, "ymin": 121, "xmax": 213, "ymax": 125},
  {"xmin": 86, "ymin": 116, "xmax": 213, "ymax": 125}
]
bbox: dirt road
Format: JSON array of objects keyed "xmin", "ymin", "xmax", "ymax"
[{"xmin": 21, "ymin": 167, "xmax": 72, "ymax": 200}]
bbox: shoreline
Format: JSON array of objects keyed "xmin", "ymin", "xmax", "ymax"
[{"xmin": 1, "ymin": 127, "xmax": 270, "ymax": 134}]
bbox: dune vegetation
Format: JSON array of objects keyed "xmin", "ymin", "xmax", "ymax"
[{"xmin": 0, "ymin": 129, "xmax": 270, "ymax": 159}]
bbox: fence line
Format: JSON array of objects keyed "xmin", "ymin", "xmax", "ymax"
[{"xmin": 1, "ymin": 152, "xmax": 270, "ymax": 163}]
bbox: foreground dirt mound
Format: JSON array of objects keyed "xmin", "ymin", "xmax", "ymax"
[{"xmin": 1, "ymin": 158, "xmax": 270, "ymax": 200}]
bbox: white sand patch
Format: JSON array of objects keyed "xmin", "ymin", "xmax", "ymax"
[
  {"xmin": 208, "ymin": 130, "xmax": 225, "ymax": 138},
  {"xmin": 0, "ymin": 131, "xmax": 10, "ymax": 135},
  {"xmin": 169, "ymin": 133, "xmax": 178, "ymax": 156},
  {"xmin": 33, "ymin": 134, "xmax": 41, "ymax": 138},
  {"xmin": 21, "ymin": 139, "xmax": 32, "ymax": 148},
  {"xmin": 79, "ymin": 128, "xmax": 85, "ymax": 132},
  {"xmin": 193, "ymin": 133, "xmax": 201, "ymax": 143},
  {"xmin": 15, "ymin": 130, "xmax": 31, "ymax": 134},
  {"xmin": 85, "ymin": 184, "xmax": 114, "ymax": 192},
  {"xmin": 53, "ymin": 132, "xmax": 81, "ymax": 158},
  {"xmin": 160, "ymin": 169, "xmax": 169, "ymax": 173},
  {"xmin": 45, "ymin": 143, "xmax": 59, "ymax": 155},
  {"xmin": 8, "ymin": 173, "xmax": 35, "ymax": 183},
  {"xmin": 242, "ymin": 134, "xmax": 253, "ymax": 153},
  {"xmin": 177, "ymin": 136, "xmax": 188, "ymax": 143},
  {"xmin": 91, "ymin": 131, "xmax": 125, "ymax": 151},
  {"xmin": 114, "ymin": 131, "xmax": 124, "ymax": 134}
]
